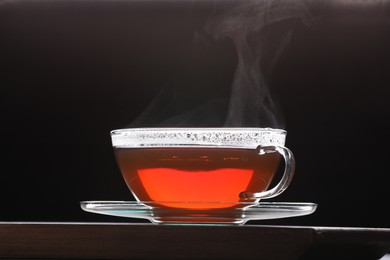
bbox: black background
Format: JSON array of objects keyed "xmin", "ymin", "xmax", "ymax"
[{"xmin": 1, "ymin": 0, "xmax": 390, "ymax": 228}]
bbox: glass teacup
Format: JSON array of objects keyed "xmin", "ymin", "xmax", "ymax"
[{"xmin": 111, "ymin": 128, "xmax": 295, "ymax": 210}]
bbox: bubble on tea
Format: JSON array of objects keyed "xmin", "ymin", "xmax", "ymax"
[{"xmin": 111, "ymin": 128, "xmax": 287, "ymax": 148}]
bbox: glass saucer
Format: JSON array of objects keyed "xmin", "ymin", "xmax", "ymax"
[{"xmin": 80, "ymin": 201, "xmax": 317, "ymax": 225}]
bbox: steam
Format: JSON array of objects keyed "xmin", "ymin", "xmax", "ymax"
[
  {"xmin": 130, "ymin": 0, "xmax": 312, "ymax": 128},
  {"xmin": 205, "ymin": 0, "xmax": 312, "ymax": 128}
]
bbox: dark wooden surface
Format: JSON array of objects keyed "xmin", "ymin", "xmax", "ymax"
[{"xmin": 0, "ymin": 223, "xmax": 389, "ymax": 259}]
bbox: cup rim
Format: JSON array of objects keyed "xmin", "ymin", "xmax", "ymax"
[
  {"xmin": 110, "ymin": 127, "xmax": 287, "ymax": 148},
  {"xmin": 110, "ymin": 127, "xmax": 287, "ymax": 135}
]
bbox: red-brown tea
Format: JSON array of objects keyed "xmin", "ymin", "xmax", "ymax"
[{"xmin": 114, "ymin": 147, "xmax": 281, "ymax": 209}]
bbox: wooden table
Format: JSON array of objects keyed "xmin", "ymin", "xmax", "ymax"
[{"xmin": 0, "ymin": 222, "xmax": 389, "ymax": 259}]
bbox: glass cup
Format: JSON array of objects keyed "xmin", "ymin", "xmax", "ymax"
[{"xmin": 110, "ymin": 128, "xmax": 295, "ymax": 210}]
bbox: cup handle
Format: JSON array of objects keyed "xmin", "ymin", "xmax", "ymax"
[{"xmin": 239, "ymin": 145, "xmax": 296, "ymax": 200}]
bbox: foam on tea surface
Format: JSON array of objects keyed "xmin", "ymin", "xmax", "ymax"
[{"xmin": 111, "ymin": 128, "xmax": 286, "ymax": 148}]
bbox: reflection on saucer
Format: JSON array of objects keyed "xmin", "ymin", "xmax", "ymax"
[{"xmin": 80, "ymin": 201, "xmax": 317, "ymax": 225}]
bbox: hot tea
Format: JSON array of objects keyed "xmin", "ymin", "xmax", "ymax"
[{"xmin": 115, "ymin": 147, "xmax": 281, "ymax": 209}]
